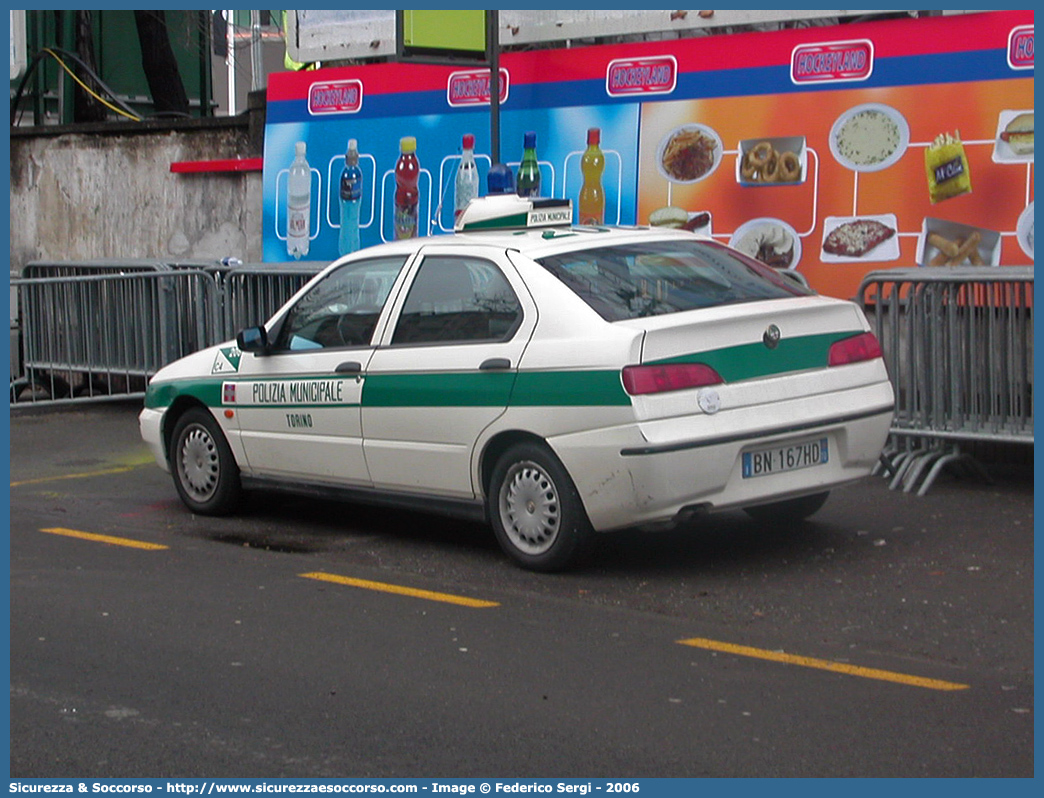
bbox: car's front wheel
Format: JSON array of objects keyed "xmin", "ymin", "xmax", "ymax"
[
  {"xmin": 169, "ymin": 407, "xmax": 241, "ymax": 515},
  {"xmin": 488, "ymin": 442, "xmax": 591, "ymax": 572},
  {"xmin": 744, "ymin": 491, "xmax": 830, "ymax": 523}
]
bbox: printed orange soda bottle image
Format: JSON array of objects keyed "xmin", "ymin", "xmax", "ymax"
[{"xmin": 578, "ymin": 127, "xmax": 605, "ymax": 225}]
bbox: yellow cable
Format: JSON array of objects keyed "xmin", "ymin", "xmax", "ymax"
[{"xmin": 43, "ymin": 48, "xmax": 142, "ymax": 122}]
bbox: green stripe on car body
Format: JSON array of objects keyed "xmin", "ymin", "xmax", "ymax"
[
  {"xmin": 145, "ymin": 379, "xmax": 223, "ymax": 410},
  {"xmin": 144, "ymin": 371, "xmax": 625, "ymax": 410},
  {"xmin": 359, "ymin": 370, "xmax": 631, "ymax": 407},
  {"xmin": 362, "ymin": 372, "xmax": 517, "ymax": 407},
  {"xmin": 654, "ymin": 331, "xmax": 857, "ymax": 383},
  {"xmin": 144, "ymin": 330, "xmax": 858, "ymax": 411},
  {"xmin": 509, "ymin": 370, "xmax": 630, "ymax": 406}
]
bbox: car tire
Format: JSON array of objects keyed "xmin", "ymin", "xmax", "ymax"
[
  {"xmin": 169, "ymin": 407, "xmax": 242, "ymax": 516},
  {"xmin": 744, "ymin": 491, "xmax": 830, "ymax": 523},
  {"xmin": 488, "ymin": 442, "xmax": 592, "ymax": 572}
]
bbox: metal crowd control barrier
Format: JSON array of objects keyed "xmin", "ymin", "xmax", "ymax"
[
  {"xmin": 10, "ymin": 259, "xmax": 326, "ymax": 406},
  {"xmin": 219, "ymin": 261, "xmax": 325, "ymax": 340},
  {"xmin": 858, "ymin": 267, "xmax": 1033, "ymax": 494},
  {"xmin": 19, "ymin": 259, "xmax": 224, "ymax": 279},
  {"xmin": 12, "ymin": 268, "xmax": 223, "ymax": 404}
]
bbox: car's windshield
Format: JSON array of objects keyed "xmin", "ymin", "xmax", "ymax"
[{"xmin": 536, "ymin": 238, "xmax": 809, "ymax": 321}]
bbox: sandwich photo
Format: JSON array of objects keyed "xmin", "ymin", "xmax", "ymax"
[
  {"xmin": 1000, "ymin": 111, "xmax": 1033, "ymax": 156},
  {"xmin": 648, "ymin": 205, "xmax": 711, "ymax": 232}
]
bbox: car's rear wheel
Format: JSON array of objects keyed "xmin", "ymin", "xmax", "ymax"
[
  {"xmin": 169, "ymin": 407, "xmax": 241, "ymax": 515},
  {"xmin": 488, "ymin": 442, "xmax": 591, "ymax": 572},
  {"xmin": 744, "ymin": 491, "xmax": 829, "ymax": 523}
]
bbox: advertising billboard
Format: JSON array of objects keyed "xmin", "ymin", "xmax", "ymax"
[{"xmin": 262, "ymin": 10, "xmax": 1033, "ymax": 298}]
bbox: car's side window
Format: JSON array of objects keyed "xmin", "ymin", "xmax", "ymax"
[
  {"xmin": 391, "ymin": 256, "xmax": 522, "ymax": 346},
  {"xmin": 273, "ymin": 256, "xmax": 408, "ymax": 351}
]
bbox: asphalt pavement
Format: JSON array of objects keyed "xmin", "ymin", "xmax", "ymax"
[{"xmin": 8, "ymin": 401, "xmax": 1034, "ymax": 778}]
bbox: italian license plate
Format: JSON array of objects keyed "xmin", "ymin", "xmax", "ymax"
[{"xmin": 742, "ymin": 437, "xmax": 828, "ymax": 478}]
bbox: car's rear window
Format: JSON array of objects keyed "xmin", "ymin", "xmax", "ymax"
[{"xmin": 536, "ymin": 239, "xmax": 809, "ymax": 321}]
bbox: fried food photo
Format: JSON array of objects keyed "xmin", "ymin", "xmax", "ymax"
[
  {"xmin": 660, "ymin": 127, "xmax": 718, "ymax": 182},
  {"xmin": 927, "ymin": 231, "xmax": 985, "ymax": 266},
  {"xmin": 918, "ymin": 218, "xmax": 1000, "ymax": 267},
  {"xmin": 738, "ymin": 138, "xmax": 803, "ymax": 184}
]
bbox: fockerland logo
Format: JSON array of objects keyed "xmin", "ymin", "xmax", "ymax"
[
  {"xmin": 791, "ymin": 39, "xmax": 873, "ymax": 84},
  {"xmin": 605, "ymin": 56, "xmax": 677, "ymax": 97},
  {"xmin": 447, "ymin": 69, "xmax": 509, "ymax": 107},
  {"xmin": 1008, "ymin": 26, "xmax": 1033, "ymax": 70},
  {"xmin": 308, "ymin": 79, "xmax": 363, "ymax": 115}
]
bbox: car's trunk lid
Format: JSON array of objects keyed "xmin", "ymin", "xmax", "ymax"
[{"xmin": 615, "ymin": 295, "xmax": 881, "ymax": 422}]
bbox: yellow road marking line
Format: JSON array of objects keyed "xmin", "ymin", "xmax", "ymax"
[
  {"xmin": 678, "ymin": 636, "xmax": 970, "ymax": 691},
  {"xmin": 40, "ymin": 527, "xmax": 169, "ymax": 551},
  {"xmin": 12, "ymin": 457, "xmax": 155, "ymax": 487},
  {"xmin": 300, "ymin": 571, "xmax": 499, "ymax": 608}
]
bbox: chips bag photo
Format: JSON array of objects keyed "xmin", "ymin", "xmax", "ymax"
[{"xmin": 925, "ymin": 131, "xmax": 972, "ymax": 203}]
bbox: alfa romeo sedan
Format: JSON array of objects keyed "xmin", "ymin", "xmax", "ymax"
[{"xmin": 140, "ymin": 196, "xmax": 894, "ymax": 571}]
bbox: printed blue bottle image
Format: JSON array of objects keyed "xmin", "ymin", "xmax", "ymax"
[{"xmin": 339, "ymin": 138, "xmax": 363, "ymax": 255}]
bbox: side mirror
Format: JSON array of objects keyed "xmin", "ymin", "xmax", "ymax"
[{"xmin": 236, "ymin": 326, "xmax": 269, "ymax": 354}]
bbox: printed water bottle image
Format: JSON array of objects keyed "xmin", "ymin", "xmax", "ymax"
[
  {"xmin": 394, "ymin": 136, "xmax": 420, "ymax": 240},
  {"xmin": 455, "ymin": 133, "xmax": 479, "ymax": 223},
  {"xmin": 578, "ymin": 127, "xmax": 605, "ymax": 225},
  {"xmin": 516, "ymin": 131, "xmax": 540, "ymax": 197},
  {"xmin": 287, "ymin": 141, "xmax": 311, "ymax": 259},
  {"xmin": 339, "ymin": 138, "xmax": 363, "ymax": 256}
]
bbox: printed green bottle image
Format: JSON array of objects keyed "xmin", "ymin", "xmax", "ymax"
[{"xmin": 516, "ymin": 131, "xmax": 540, "ymax": 197}]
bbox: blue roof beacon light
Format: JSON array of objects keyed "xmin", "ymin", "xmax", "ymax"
[{"xmin": 486, "ymin": 162, "xmax": 515, "ymax": 194}]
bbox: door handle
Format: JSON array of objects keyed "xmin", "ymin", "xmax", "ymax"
[
  {"xmin": 479, "ymin": 357, "xmax": 512, "ymax": 371},
  {"xmin": 336, "ymin": 361, "xmax": 363, "ymax": 375}
]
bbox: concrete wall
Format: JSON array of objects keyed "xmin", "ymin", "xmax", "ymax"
[{"xmin": 9, "ymin": 97, "xmax": 266, "ymax": 275}]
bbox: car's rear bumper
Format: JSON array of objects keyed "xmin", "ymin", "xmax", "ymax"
[{"xmin": 553, "ymin": 382, "xmax": 894, "ymax": 532}]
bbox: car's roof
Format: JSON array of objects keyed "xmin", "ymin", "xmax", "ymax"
[
  {"xmin": 332, "ymin": 195, "xmax": 721, "ymax": 265},
  {"xmin": 462, "ymin": 224, "xmax": 705, "ymax": 256},
  {"xmin": 343, "ymin": 224, "xmax": 708, "ymax": 264}
]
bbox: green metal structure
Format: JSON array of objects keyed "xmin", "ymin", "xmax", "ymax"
[{"xmin": 13, "ymin": 10, "xmax": 213, "ymax": 126}]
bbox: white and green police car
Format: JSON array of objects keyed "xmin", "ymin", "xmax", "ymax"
[{"xmin": 140, "ymin": 195, "xmax": 894, "ymax": 571}]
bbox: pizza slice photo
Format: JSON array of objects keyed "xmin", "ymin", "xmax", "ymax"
[{"xmin": 821, "ymin": 215, "xmax": 899, "ymax": 261}]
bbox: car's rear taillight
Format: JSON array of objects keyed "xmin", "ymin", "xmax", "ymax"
[
  {"xmin": 828, "ymin": 332, "xmax": 882, "ymax": 366},
  {"xmin": 622, "ymin": 363, "xmax": 723, "ymax": 396}
]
